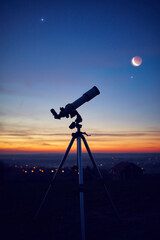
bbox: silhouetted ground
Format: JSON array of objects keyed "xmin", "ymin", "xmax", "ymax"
[{"xmin": 0, "ymin": 168, "xmax": 160, "ymax": 240}]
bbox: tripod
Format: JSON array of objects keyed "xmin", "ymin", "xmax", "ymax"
[{"xmin": 34, "ymin": 124, "xmax": 121, "ymax": 240}]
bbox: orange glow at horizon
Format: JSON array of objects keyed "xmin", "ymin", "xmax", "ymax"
[
  {"xmin": 0, "ymin": 137, "xmax": 160, "ymax": 153},
  {"xmin": 0, "ymin": 125, "xmax": 160, "ymax": 154}
]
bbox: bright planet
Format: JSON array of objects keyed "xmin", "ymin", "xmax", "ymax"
[{"xmin": 131, "ymin": 56, "xmax": 142, "ymax": 67}]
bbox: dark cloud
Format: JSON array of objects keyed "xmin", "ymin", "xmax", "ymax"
[
  {"xmin": 91, "ymin": 131, "xmax": 160, "ymax": 137},
  {"xmin": 92, "ymin": 133, "xmax": 147, "ymax": 137},
  {"xmin": 1, "ymin": 123, "xmax": 160, "ymax": 139},
  {"xmin": 40, "ymin": 143, "xmax": 52, "ymax": 146}
]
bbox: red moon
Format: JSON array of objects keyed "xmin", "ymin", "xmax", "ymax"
[{"xmin": 131, "ymin": 56, "xmax": 142, "ymax": 67}]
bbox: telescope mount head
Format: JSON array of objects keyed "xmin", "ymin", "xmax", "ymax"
[{"xmin": 69, "ymin": 110, "xmax": 82, "ymax": 131}]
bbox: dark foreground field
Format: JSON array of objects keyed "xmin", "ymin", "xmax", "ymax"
[{"xmin": 1, "ymin": 169, "xmax": 160, "ymax": 240}]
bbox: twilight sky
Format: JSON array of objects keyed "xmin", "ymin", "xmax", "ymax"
[{"xmin": 0, "ymin": 0, "xmax": 160, "ymax": 153}]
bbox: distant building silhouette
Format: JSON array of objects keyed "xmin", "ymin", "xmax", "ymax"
[{"xmin": 110, "ymin": 161, "xmax": 143, "ymax": 180}]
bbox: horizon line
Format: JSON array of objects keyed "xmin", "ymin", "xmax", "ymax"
[{"xmin": 0, "ymin": 151, "xmax": 160, "ymax": 155}]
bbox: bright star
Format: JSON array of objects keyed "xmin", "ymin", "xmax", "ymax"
[{"xmin": 41, "ymin": 18, "xmax": 44, "ymax": 22}]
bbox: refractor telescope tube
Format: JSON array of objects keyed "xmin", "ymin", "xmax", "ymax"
[
  {"xmin": 59, "ymin": 86, "xmax": 100, "ymax": 118},
  {"xmin": 72, "ymin": 86, "xmax": 100, "ymax": 109},
  {"xmin": 50, "ymin": 86, "xmax": 100, "ymax": 120}
]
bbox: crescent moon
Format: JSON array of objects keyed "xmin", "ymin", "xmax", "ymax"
[
  {"xmin": 132, "ymin": 57, "xmax": 139, "ymax": 66},
  {"xmin": 131, "ymin": 56, "xmax": 142, "ymax": 67}
]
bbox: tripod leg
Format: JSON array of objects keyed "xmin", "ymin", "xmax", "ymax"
[
  {"xmin": 34, "ymin": 136, "xmax": 75, "ymax": 220},
  {"xmin": 77, "ymin": 136, "xmax": 85, "ymax": 240},
  {"xmin": 81, "ymin": 135, "xmax": 121, "ymax": 222}
]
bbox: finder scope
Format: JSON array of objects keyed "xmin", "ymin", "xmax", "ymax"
[{"xmin": 50, "ymin": 86, "xmax": 100, "ymax": 120}]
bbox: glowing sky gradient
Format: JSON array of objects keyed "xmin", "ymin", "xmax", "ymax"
[{"xmin": 0, "ymin": 0, "xmax": 160, "ymax": 153}]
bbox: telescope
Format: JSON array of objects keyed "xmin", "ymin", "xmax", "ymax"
[
  {"xmin": 50, "ymin": 86, "xmax": 100, "ymax": 129},
  {"xmin": 36, "ymin": 85, "xmax": 121, "ymax": 236}
]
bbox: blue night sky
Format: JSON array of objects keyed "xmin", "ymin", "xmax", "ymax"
[{"xmin": 0, "ymin": 0, "xmax": 160, "ymax": 153}]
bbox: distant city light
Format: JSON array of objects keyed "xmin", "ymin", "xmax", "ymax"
[
  {"xmin": 62, "ymin": 170, "xmax": 64, "ymax": 173},
  {"xmin": 51, "ymin": 170, "xmax": 54, "ymax": 172}
]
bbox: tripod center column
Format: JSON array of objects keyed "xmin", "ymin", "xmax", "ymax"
[
  {"xmin": 77, "ymin": 136, "xmax": 83, "ymax": 184},
  {"xmin": 77, "ymin": 135, "xmax": 85, "ymax": 240}
]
